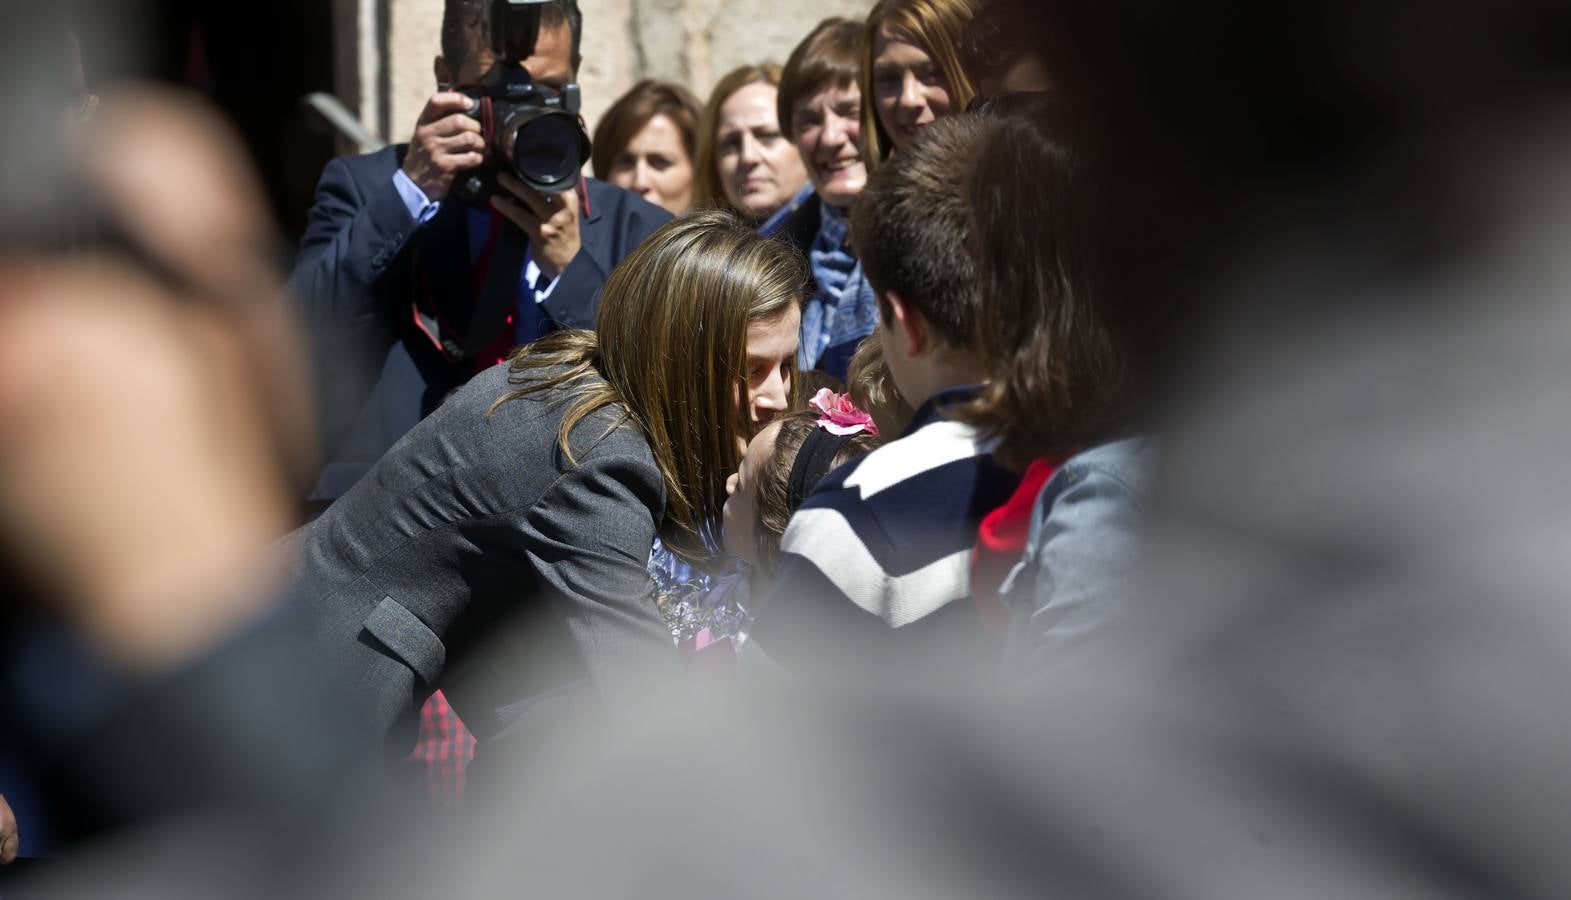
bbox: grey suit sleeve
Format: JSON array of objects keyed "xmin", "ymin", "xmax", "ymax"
[
  {"xmin": 1005, "ymin": 467, "xmax": 1147, "ymax": 676},
  {"xmin": 514, "ymin": 438, "xmax": 682, "ymax": 710}
]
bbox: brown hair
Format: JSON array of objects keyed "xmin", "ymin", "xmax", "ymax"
[
  {"xmin": 493, "ymin": 210, "xmax": 806, "ymax": 562},
  {"xmin": 850, "ymin": 112, "xmax": 988, "ymax": 352},
  {"xmin": 750, "ymin": 411, "xmax": 880, "ymax": 571},
  {"xmin": 846, "ymin": 335, "xmax": 915, "ymax": 438},
  {"xmin": 860, "ymin": 0, "xmax": 979, "ymax": 171},
  {"xmin": 958, "ymin": 107, "xmax": 1123, "ymax": 471},
  {"xmin": 777, "ymin": 18, "xmax": 865, "ymax": 136},
  {"xmin": 590, "ymin": 80, "xmax": 702, "ymax": 182},
  {"xmin": 692, "ymin": 64, "xmax": 783, "ymax": 215}
]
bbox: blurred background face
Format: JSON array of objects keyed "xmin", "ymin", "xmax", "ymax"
[
  {"xmin": 871, "ymin": 25, "xmax": 952, "ymax": 151},
  {"xmin": 606, "ymin": 113, "xmax": 694, "ymax": 214},
  {"xmin": 716, "ymin": 81, "xmax": 808, "ymax": 220},
  {"xmin": 792, "ymin": 82, "xmax": 866, "ymax": 209}
]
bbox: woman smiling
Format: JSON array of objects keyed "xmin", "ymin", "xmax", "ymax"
[
  {"xmin": 860, "ymin": 0, "xmax": 978, "ymax": 170},
  {"xmin": 772, "ymin": 17, "xmax": 880, "ymax": 381}
]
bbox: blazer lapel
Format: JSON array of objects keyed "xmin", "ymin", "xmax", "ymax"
[{"xmin": 576, "ymin": 180, "xmax": 613, "ymax": 282}]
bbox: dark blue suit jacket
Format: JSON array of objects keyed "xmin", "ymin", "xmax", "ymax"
[{"xmin": 288, "ymin": 144, "xmax": 670, "ymax": 503}]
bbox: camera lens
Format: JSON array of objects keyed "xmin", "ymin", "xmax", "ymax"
[{"xmin": 504, "ymin": 113, "xmax": 582, "ymax": 192}]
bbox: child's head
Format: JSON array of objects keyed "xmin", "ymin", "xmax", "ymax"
[
  {"xmin": 722, "ymin": 395, "xmax": 881, "ymax": 571},
  {"xmin": 850, "ymin": 111, "xmax": 993, "ymax": 405},
  {"xmin": 846, "ymin": 335, "xmax": 915, "ymax": 438}
]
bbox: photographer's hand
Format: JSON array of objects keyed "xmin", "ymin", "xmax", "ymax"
[
  {"xmin": 401, "ymin": 92, "xmax": 484, "ymax": 203},
  {"xmin": 490, "ymin": 171, "xmax": 582, "ymax": 281}
]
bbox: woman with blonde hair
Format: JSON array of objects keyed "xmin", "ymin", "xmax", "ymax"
[
  {"xmin": 292, "ymin": 210, "xmax": 803, "ymax": 769},
  {"xmin": 692, "ymin": 64, "xmax": 811, "ymax": 232},
  {"xmin": 860, "ymin": 0, "xmax": 979, "ymax": 169}
]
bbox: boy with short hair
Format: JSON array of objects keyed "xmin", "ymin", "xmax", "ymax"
[{"xmin": 751, "ymin": 113, "xmax": 1021, "ymax": 670}]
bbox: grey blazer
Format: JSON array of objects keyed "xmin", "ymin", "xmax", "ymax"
[{"xmin": 292, "ymin": 361, "xmax": 681, "ymax": 762}]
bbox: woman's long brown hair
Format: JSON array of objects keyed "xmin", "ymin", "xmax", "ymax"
[
  {"xmin": 491, "ymin": 210, "xmax": 805, "ymax": 562},
  {"xmin": 959, "ymin": 109, "xmax": 1124, "ymax": 471}
]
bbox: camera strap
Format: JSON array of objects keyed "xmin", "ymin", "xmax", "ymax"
[{"xmin": 463, "ymin": 212, "xmax": 530, "ymax": 361}]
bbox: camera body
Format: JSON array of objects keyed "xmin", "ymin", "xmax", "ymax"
[{"xmin": 452, "ymin": 0, "xmax": 591, "ymax": 203}]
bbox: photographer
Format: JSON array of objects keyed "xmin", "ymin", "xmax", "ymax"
[{"xmin": 290, "ymin": 0, "xmax": 670, "ymax": 510}]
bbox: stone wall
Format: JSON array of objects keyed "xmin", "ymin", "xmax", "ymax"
[{"xmin": 363, "ymin": 0, "xmax": 872, "ymax": 148}]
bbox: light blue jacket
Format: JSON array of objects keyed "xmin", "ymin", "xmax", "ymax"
[{"xmin": 1000, "ymin": 437, "xmax": 1155, "ymax": 677}]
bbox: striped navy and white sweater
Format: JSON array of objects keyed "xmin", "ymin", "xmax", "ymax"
[{"xmin": 752, "ymin": 388, "xmax": 1021, "ymax": 671}]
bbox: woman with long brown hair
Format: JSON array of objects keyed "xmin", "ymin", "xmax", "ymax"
[
  {"xmin": 293, "ymin": 210, "xmax": 803, "ymax": 771},
  {"xmin": 957, "ymin": 106, "xmax": 1151, "ymax": 678}
]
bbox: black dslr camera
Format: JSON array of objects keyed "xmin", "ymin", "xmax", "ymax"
[{"xmin": 451, "ymin": 0, "xmax": 591, "ymax": 202}]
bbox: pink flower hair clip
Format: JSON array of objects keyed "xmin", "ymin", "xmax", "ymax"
[{"xmin": 809, "ymin": 388, "xmax": 879, "ymax": 437}]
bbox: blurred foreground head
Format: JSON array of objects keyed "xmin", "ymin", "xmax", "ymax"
[
  {"xmin": 0, "ymin": 6, "xmax": 374, "ymax": 867},
  {"xmin": 0, "ymin": 3, "xmax": 314, "ymax": 670}
]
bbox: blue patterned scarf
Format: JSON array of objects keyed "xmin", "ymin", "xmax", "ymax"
[{"xmin": 800, "ymin": 203, "xmax": 879, "ymax": 379}]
